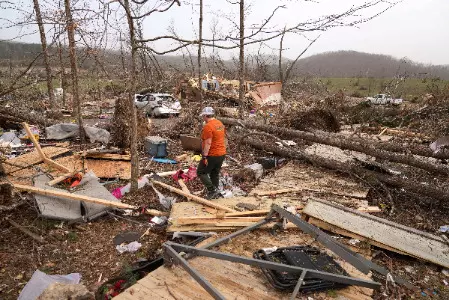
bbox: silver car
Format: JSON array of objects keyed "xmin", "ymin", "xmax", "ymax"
[{"xmin": 135, "ymin": 93, "xmax": 181, "ymax": 117}]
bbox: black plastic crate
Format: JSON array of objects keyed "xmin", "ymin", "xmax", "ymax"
[{"xmin": 253, "ymin": 245, "xmax": 349, "ymax": 293}]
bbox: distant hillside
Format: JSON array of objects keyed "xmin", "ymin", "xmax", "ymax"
[
  {"xmin": 292, "ymin": 51, "xmax": 449, "ymax": 79},
  {"xmin": 1, "ymin": 41, "xmax": 448, "ymax": 80}
]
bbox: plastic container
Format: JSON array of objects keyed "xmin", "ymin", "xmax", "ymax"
[{"xmin": 144, "ymin": 136, "xmax": 168, "ymax": 158}]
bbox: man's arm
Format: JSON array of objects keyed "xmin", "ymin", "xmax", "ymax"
[{"xmin": 203, "ymin": 138, "xmax": 212, "ymax": 156}]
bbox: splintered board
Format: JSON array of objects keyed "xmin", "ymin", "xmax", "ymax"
[
  {"xmin": 251, "ymin": 162, "xmax": 369, "ymax": 201},
  {"xmin": 116, "ymin": 231, "xmax": 374, "ymax": 300},
  {"xmin": 303, "ymin": 198, "xmax": 449, "ymax": 268},
  {"xmin": 4, "ymin": 146, "xmax": 71, "ymax": 174},
  {"xmin": 85, "ymin": 159, "xmax": 131, "ymax": 179}
]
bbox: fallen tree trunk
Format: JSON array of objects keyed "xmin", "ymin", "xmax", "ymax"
[
  {"xmin": 222, "ymin": 118, "xmax": 449, "ymax": 175},
  {"xmin": 242, "ymin": 137, "xmax": 449, "ymax": 204},
  {"xmin": 0, "ymin": 106, "xmax": 57, "ymax": 127}
]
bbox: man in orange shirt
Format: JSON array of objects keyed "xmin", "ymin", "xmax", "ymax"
[{"xmin": 197, "ymin": 107, "xmax": 226, "ymax": 199}]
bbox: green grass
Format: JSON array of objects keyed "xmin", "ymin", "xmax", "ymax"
[{"xmin": 315, "ymin": 77, "xmax": 449, "ymax": 100}]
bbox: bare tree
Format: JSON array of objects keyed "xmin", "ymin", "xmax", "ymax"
[
  {"xmin": 122, "ymin": 0, "xmax": 139, "ymax": 191},
  {"xmin": 64, "ymin": 0, "xmax": 85, "ymax": 144},
  {"xmin": 279, "ymin": 32, "xmax": 320, "ymax": 85},
  {"xmin": 197, "ymin": 0, "xmax": 203, "ymax": 100},
  {"xmin": 238, "ymin": 0, "xmax": 244, "ymax": 105},
  {"xmin": 32, "ymin": 0, "xmax": 56, "ymax": 108}
]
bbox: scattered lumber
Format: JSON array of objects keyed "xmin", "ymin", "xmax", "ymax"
[
  {"xmin": 13, "ymin": 184, "xmax": 168, "ymax": 216},
  {"xmin": 151, "ymin": 180, "xmax": 236, "ymax": 213},
  {"xmin": 241, "ymin": 137, "xmax": 449, "ymax": 203},
  {"xmin": 303, "ymin": 199, "xmax": 449, "ymax": 268},
  {"xmin": 8, "ymin": 219, "xmax": 45, "ymax": 244},
  {"xmin": 221, "ymin": 117, "xmax": 449, "ymax": 161}
]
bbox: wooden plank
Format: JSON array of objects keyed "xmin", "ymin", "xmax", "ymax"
[
  {"xmin": 84, "ymin": 153, "xmax": 131, "ymax": 160},
  {"xmin": 22, "ymin": 122, "xmax": 45, "ymax": 159},
  {"xmin": 304, "ymin": 199, "xmax": 449, "ymax": 267},
  {"xmin": 307, "ymin": 217, "xmax": 408, "ymax": 256},
  {"xmin": 225, "ymin": 210, "xmax": 270, "ymax": 217},
  {"xmin": 14, "ymin": 183, "xmax": 135, "ymax": 209},
  {"xmin": 174, "ymin": 216, "xmax": 264, "ymax": 225},
  {"xmin": 357, "ymin": 206, "xmax": 381, "ymax": 213},
  {"xmin": 42, "ymin": 157, "xmax": 71, "ymax": 173},
  {"xmin": 152, "ymin": 180, "xmax": 236, "ymax": 213},
  {"xmin": 177, "ymin": 179, "xmax": 190, "ymax": 194},
  {"xmin": 47, "ymin": 170, "xmax": 81, "ymax": 186},
  {"xmin": 13, "ymin": 183, "xmax": 169, "ymax": 216}
]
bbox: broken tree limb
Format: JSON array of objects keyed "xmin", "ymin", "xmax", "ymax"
[
  {"xmin": 241, "ymin": 137, "xmax": 449, "ymax": 203},
  {"xmin": 151, "ymin": 180, "xmax": 236, "ymax": 213},
  {"xmin": 8, "ymin": 219, "xmax": 45, "ymax": 243},
  {"xmin": 221, "ymin": 117, "xmax": 449, "ymax": 161},
  {"xmin": 12, "ymin": 184, "xmax": 168, "ymax": 216}
]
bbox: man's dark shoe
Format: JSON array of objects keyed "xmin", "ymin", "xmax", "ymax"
[{"xmin": 206, "ymin": 190, "xmax": 223, "ymax": 200}]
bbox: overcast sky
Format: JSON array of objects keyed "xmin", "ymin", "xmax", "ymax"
[{"xmin": 1, "ymin": 0, "xmax": 448, "ymax": 65}]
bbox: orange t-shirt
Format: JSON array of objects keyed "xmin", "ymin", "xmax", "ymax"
[{"xmin": 201, "ymin": 119, "xmax": 226, "ymax": 156}]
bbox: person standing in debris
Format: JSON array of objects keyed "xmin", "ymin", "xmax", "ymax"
[{"xmin": 197, "ymin": 107, "xmax": 226, "ymax": 199}]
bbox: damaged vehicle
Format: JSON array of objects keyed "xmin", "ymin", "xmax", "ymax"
[
  {"xmin": 365, "ymin": 93, "xmax": 403, "ymax": 105},
  {"xmin": 134, "ymin": 93, "xmax": 181, "ymax": 117}
]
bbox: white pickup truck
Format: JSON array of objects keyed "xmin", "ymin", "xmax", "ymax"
[{"xmin": 365, "ymin": 94, "xmax": 403, "ymax": 105}]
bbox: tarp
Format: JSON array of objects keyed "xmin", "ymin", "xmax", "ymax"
[
  {"xmin": 34, "ymin": 171, "xmax": 121, "ymax": 221},
  {"xmin": 18, "ymin": 270, "xmax": 81, "ymax": 300},
  {"xmin": 46, "ymin": 123, "xmax": 110, "ymax": 144}
]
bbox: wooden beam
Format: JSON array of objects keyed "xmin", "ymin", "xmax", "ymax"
[
  {"xmin": 175, "ymin": 216, "xmax": 264, "ymax": 225},
  {"xmin": 250, "ymin": 188, "xmax": 300, "ymax": 196},
  {"xmin": 178, "ymin": 179, "xmax": 191, "ymax": 194},
  {"xmin": 8, "ymin": 219, "xmax": 45, "ymax": 243},
  {"xmin": 14, "ymin": 183, "xmax": 135, "ymax": 209},
  {"xmin": 357, "ymin": 206, "xmax": 381, "ymax": 213},
  {"xmin": 151, "ymin": 180, "xmax": 236, "ymax": 213},
  {"xmin": 225, "ymin": 210, "xmax": 270, "ymax": 217},
  {"xmin": 14, "ymin": 183, "xmax": 169, "ymax": 217},
  {"xmin": 47, "ymin": 170, "xmax": 81, "ymax": 186},
  {"xmin": 22, "ymin": 122, "xmax": 45, "ymax": 159},
  {"xmin": 22, "ymin": 122, "xmax": 71, "ymax": 173}
]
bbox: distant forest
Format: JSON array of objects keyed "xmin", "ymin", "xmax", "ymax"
[{"xmin": 1, "ymin": 41, "xmax": 448, "ymax": 80}]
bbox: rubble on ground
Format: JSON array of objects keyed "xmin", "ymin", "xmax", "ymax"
[{"xmin": 2, "ymin": 82, "xmax": 449, "ymax": 300}]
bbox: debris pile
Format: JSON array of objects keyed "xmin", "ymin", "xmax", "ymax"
[{"xmin": 2, "ymin": 82, "xmax": 449, "ymax": 300}]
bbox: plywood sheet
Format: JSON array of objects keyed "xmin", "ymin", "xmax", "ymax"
[
  {"xmin": 117, "ymin": 231, "xmax": 373, "ymax": 300},
  {"xmin": 251, "ymin": 162, "xmax": 369, "ymax": 201},
  {"xmin": 85, "ymin": 159, "xmax": 130, "ymax": 179},
  {"xmin": 303, "ymin": 198, "xmax": 449, "ymax": 268},
  {"xmin": 4, "ymin": 146, "xmax": 71, "ymax": 174}
]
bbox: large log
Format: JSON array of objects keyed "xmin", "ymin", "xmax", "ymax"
[
  {"xmin": 221, "ymin": 118, "xmax": 449, "ymax": 175},
  {"xmin": 241, "ymin": 137, "xmax": 449, "ymax": 204}
]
